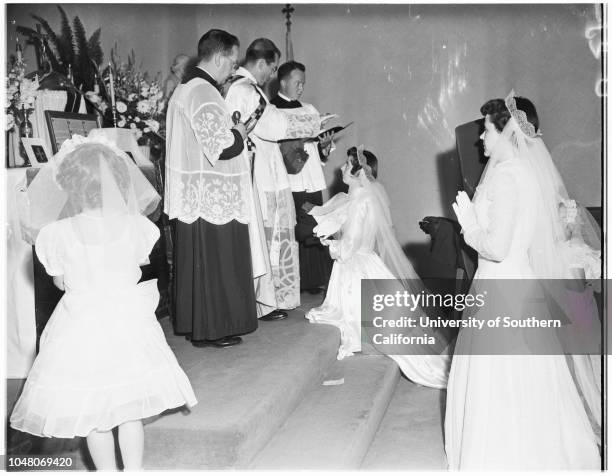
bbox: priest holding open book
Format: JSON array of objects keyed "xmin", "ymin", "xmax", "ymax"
[{"xmin": 271, "ymin": 61, "xmax": 335, "ymax": 294}]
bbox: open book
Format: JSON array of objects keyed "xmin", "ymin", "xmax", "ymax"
[{"xmin": 309, "ymin": 121, "xmax": 354, "ymax": 141}]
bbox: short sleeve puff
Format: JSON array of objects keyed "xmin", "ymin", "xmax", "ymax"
[{"xmin": 35, "ymin": 222, "xmax": 65, "ymax": 276}]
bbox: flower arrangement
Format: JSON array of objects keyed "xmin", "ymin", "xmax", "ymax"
[
  {"xmin": 5, "ymin": 56, "xmax": 39, "ymax": 132},
  {"xmin": 86, "ymin": 48, "xmax": 166, "ymax": 149}
]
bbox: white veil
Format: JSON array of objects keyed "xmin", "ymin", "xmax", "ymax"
[
  {"xmin": 21, "ymin": 134, "xmax": 161, "ymax": 245},
  {"xmin": 498, "ymin": 91, "xmax": 602, "ymax": 433}
]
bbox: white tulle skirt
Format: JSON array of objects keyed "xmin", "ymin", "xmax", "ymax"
[
  {"xmin": 306, "ymin": 251, "xmax": 450, "ymax": 389},
  {"xmin": 306, "ymin": 251, "xmax": 392, "ymax": 360},
  {"xmin": 10, "ymin": 280, "xmax": 197, "ymax": 438}
]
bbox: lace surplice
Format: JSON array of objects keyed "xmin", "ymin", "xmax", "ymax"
[{"xmin": 165, "ymin": 78, "xmax": 252, "ymax": 225}]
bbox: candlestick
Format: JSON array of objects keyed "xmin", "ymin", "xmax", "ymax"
[{"xmin": 108, "ymin": 62, "xmax": 117, "ymax": 127}]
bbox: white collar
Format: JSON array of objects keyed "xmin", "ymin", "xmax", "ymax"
[
  {"xmin": 235, "ymin": 66, "xmax": 258, "ymax": 85},
  {"xmin": 196, "ymin": 65, "xmax": 215, "ymax": 81},
  {"xmin": 278, "ymin": 92, "xmax": 295, "ymax": 102}
]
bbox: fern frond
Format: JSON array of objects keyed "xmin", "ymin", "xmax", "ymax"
[
  {"xmin": 57, "ymin": 5, "xmax": 74, "ymax": 68},
  {"xmin": 87, "ymin": 28, "xmax": 103, "ymax": 66},
  {"xmin": 72, "ymin": 15, "xmax": 91, "ymax": 89}
]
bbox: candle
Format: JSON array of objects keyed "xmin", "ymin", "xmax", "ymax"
[
  {"xmin": 108, "ymin": 62, "xmax": 117, "ymax": 127},
  {"xmin": 108, "ymin": 62, "xmax": 116, "ymax": 108}
]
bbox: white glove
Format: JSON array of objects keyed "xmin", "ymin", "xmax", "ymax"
[{"xmin": 452, "ymin": 191, "xmax": 478, "ymax": 234}]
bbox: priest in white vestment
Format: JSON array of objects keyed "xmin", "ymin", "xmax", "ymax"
[{"xmin": 225, "ymin": 38, "xmax": 320, "ymax": 319}]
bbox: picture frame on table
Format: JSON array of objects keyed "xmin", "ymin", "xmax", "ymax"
[
  {"xmin": 21, "ymin": 138, "xmax": 52, "ymax": 167},
  {"xmin": 44, "ymin": 111, "xmax": 101, "ymax": 154}
]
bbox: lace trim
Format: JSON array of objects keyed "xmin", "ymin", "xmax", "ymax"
[
  {"xmin": 165, "ymin": 171, "xmax": 251, "ymax": 225},
  {"xmin": 192, "ymin": 102, "xmax": 235, "ymax": 162},
  {"xmin": 284, "ymin": 111, "xmax": 320, "ymax": 139},
  {"xmin": 504, "ymin": 89, "xmax": 542, "ymax": 139}
]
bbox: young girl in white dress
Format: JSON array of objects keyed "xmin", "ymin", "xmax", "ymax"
[
  {"xmin": 306, "ymin": 146, "xmax": 450, "ymax": 389},
  {"xmin": 10, "ymin": 137, "xmax": 197, "ymax": 470}
]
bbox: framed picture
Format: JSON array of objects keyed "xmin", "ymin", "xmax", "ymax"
[
  {"xmin": 44, "ymin": 111, "xmax": 101, "ymax": 154},
  {"xmin": 21, "ymin": 138, "xmax": 52, "ymax": 167}
]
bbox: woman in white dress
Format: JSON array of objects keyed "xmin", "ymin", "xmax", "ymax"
[
  {"xmin": 306, "ymin": 146, "xmax": 450, "ymax": 389},
  {"xmin": 446, "ymin": 92, "xmax": 601, "ymax": 469}
]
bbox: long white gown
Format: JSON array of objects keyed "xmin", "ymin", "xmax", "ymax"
[
  {"xmin": 444, "ymin": 158, "xmax": 600, "ymax": 469},
  {"xmin": 305, "ymin": 183, "xmax": 450, "ymax": 389}
]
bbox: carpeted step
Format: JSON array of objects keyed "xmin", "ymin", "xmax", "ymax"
[
  {"xmin": 144, "ymin": 300, "xmax": 339, "ymax": 470},
  {"xmin": 250, "ymin": 354, "xmax": 400, "ymax": 470},
  {"xmin": 361, "ymin": 378, "xmax": 448, "ymax": 469}
]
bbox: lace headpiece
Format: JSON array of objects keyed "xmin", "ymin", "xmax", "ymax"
[
  {"xmin": 504, "ymin": 89, "xmax": 542, "ymax": 139},
  {"xmin": 355, "ymin": 144, "xmax": 375, "ymax": 182}
]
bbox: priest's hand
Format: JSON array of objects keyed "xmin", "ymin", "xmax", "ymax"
[
  {"xmin": 302, "ymin": 201, "xmax": 315, "ymax": 213},
  {"xmin": 233, "ymin": 122, "xmax": 247, "ymax": 140},
  {"xmin": 319, "ymin": 131, "xmax": 335, "ymax": 157},
  {"xmin": 452, "ymin": 191, "xmax": 478, "ymax": 234}
]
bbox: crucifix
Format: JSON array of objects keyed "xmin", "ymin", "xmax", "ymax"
[{"xmin": 282, "ymin": 4, "xmax": 294, "ymax": 61}]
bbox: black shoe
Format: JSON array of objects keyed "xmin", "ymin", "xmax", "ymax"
[
  {"xmin": 260, "ymin": 309, "xmax": 288, "ymax": 321},
  {"xmin": 192, "ymin": 336, "xmax": 243, "ymax": 348}
]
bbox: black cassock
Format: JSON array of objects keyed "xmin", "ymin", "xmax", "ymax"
[
  {"xmin": 172, "ymin": 67, "xmax": 257, "ymax": 341},
  {"xmin": 270, "ymin": 94, "xmax": 333, "ymax": 290}
]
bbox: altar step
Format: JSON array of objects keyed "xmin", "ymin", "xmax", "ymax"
[
  {"xmin": 361, "ymin": 378, "xmax": 448, "ymax": 469},
  {"xmin": 250, "ymin": 355, "xmax": 400, "ymax": 469},
  {"xmin": 8, "ymin": 293, "xmax": 434, "ymax": 470},
  {"xmin": 144, "ymin": 295, "xmax": 339, "ymax": 470}
]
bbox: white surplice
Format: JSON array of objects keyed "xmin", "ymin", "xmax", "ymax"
[
  {"xmin": 273, "ymin": 94, "xmax": 328, "ymax": 194},
  {"xmin": 225, "ymin": 68, "xmax": 320, "ymax": 313},
  {"xmin": 444, "ymin": 158, "xmax": 600, "ymax": 470}
]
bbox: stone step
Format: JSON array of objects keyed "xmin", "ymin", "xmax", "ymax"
[
  {"xmin": 361, "ymin": 378, "xmax": 448, "ymax": 470},
  {"xmin": 144, "ymin": 298, "xmax": 339, "ymax": 470},
  {"xmin": 250, "ymin": 354, "xmax": 400, "ymax": 470}
]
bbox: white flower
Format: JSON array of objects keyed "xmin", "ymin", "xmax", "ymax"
[
  {"xmin": 116, "ymin": 101, "xmax": 128, "ymax": 113},
  {"xmin": 117, "ymin": 119, "xmax": 126, "ymax": 128},
  {"xmin": 134, "ymin": 116, "xmax": 141, "ymax": 123},
  {"xmin": 86, "ymin": 92, "xmax": 103, "ymax": 106},
  {"xmin": 127, "ymin": 93, "xmax": 138, "ymax": 102},
  {"xmin": 129, "ymin": 122, "xmax": 137, "ymax": 129},
  {"xmin": 143, "ymin": 127, "xmax": 151, "ymax": 133},
  {"xmin": 136, "ymin": 100, "xmax": 150, "ymax": 114},
  {"xmin": 144, "ymin": 119, "xmax": 160, "ymax": 133},
  {"xmin": 134, "ymin": 129, "xmax": 143, "ymax": 139}
]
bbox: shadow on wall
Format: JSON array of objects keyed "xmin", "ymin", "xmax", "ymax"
[
  {"xmin": 435, "ymin": 147, "xmax": 462, "ymax": 220},
  {"xmin": 399, "ymin": 145, "xmax": 462, "ymax": 281}
]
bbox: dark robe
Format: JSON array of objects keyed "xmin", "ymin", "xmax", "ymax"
[
  {"xmin": 270, "ymin": 94, "xmax": 333, "ymax": 290},
  {"xmin": 171, "ymin": 67, "xmax": 257, "ymax": 341}
]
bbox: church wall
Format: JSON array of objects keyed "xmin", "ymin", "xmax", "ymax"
[{"xmin": 7, "ymin": 4, "xmax": 603, "ymax": 257}]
